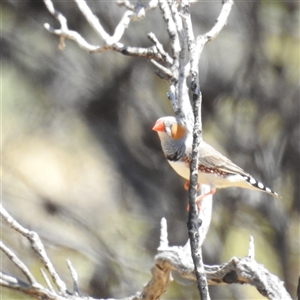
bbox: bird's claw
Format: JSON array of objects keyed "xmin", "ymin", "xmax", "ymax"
[{"xmin": 187, "ymin": 188, "xmax": 216, "ymax": 212}]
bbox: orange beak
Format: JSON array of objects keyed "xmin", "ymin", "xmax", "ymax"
[{"xmin": 152, "ymin": 120, "xmax": 165, "ymax": 132}]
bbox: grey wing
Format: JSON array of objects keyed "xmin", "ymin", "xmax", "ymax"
[{"xmin": 198, "ymin": 141, "xmax": 250, "ymax": 176}]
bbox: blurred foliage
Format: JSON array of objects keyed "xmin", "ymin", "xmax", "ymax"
[{"xmin": 1, "ymin": 0, "xmax": 299, "ymax": 299}]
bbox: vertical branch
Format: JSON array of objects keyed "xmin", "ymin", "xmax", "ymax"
[
  {"xmin": 168, "ymin": 0, "xmax": 186, "ymax": 115},
  {"xmin": 188, "ymin": 85, "xmax": 211, "ymax": 300},
  {"xmin": 181, "ymin": 1, "xmax": 210, "ymax": 299},
  {"xmin": 183, "ymin": 1, "xmax": 234, "ymax": 299},
  {"xmin": 158, "ymin": 0, "xmax": 181, "ymax": 65}
]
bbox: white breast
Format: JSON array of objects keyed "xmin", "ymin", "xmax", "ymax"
[{"xmin": 168, "ymin": 160, "xmax": 190, "ymax": 180}]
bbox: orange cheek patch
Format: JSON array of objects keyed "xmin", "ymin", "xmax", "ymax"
[{"xmin": 171, "ymin": 124, "xmax": 186, "ymax": 140}]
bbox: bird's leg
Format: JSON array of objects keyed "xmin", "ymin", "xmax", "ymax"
[
  {"xmin": 195, "ymin": 188, "xmax": 216, "ymax": 210},
  {"xmin": 184, "ymin": 180, "xmax": 200, "ymax": 191},
  {"xmin": 186, "ymin": 187, "xmax": 216, "ymax": 211}
]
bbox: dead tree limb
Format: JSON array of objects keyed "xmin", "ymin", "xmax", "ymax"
[
  {"xmin": 1, "ymin": 198, "xmax": 292, "ymax": 299},
  {"xmin": 141, "ymin": 225, "xmax": 292, "ymax": 300}
]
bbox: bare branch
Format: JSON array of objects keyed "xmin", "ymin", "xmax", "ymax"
[
  {"xmin": 0, "ymin": 204, "xmax": 139, "ymax": 300},
  {"xmin": 186, "ymin": 185, "xmax": 213, "ymax": 250},
  {"xmin": 44, "ymin": 21, "xmax": 167, "ymax": 62},
  {"xmin": 150, "ymin": 59, "xmax": 174, "ymax": 80},
  {"xmin": 167, "ymin": 84, "xmax": 179, "ymax": 112},
  {"xmin": 181, "ymin": 0, "xmax": 195, "ymax": 53},
  {"xmin": 0, "ymin": 241, "xmax": 37, "ymax": 286},
  {"xmin": 204, "ymin": 0, "xmax": 234, "ymax": 43},
  {"xmin": 0, "ymin": 205, "xmax": 67, "ymax": 294},
  {"xmin": 167, "ymin": 3, "xmax": 235, "ymax": 299},
  {"xmin": 74, "ymin": 0, "xmax": 120, "ymax": 44},
  {"xmin": 147, "ymin": 32, "xmax": 173, "ymax": 65},
  {"xmin": 158, "ymin": 0, "xmax": 181, "ymax": 63},
  {"xmin": 93, "ymin": 43, "xmax": 167, "ymax": 62},
  {"xmin": 180, "ymin": 0, "xmax": 196, "ymax": 81},
  {"xmin": 248, "ymin": 235, "xmax": 255, "ymax": 260},
  {"xmin": 158, "ymin": 218, "xmax": 169, "ymax": 251},
  {"xmin": 40, "ymin": 268, "xmax": 55, "ymax": 293},
  {"xmin": 66, "ymin": 260, "xmax": 79, "ymax": 296},
  {"xmin": 188, "ymin": 184, "xmax": 211, "ymax": 300},
  {"xmin": 170, "ymin": 0, "xmax": 189, "ymax": 116},
  {"xmin": 0, "ymin": 272, "xmax": 29, "ymax": 290},
  {"xmin": 0, "ymin": 271, "xmax": 65, "ymax": 300},
  {"xmin": 43, "ymin": 0, "xmax": 67, "ymax": 30},
  {"xmin": 192, "ymin": 0, "xmax": 234, "ymax": 75},
  {"xmin": 43, "ymin": 0, "xmax": 169, "ymax": 65},
  {"xmin": 185, "ymin": 2, "xmax": 234, "ymax": 238},
  {"xmin": 44, "ymin": 23, "xmax": 101, "ymax": 52},
  {"xmin": 139, "ymin": 258, "xmax": 172, "ymax": 300},
  {"xmin": 146, "ymin": 236, "xmax": 292, "ymax": 300}
]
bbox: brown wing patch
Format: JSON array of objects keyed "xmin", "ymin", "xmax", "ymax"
[
  {"xmin": 171, "ymin": 124, "xmax": 186, "ymax": 140},
  {"xmin": 198, "ymin": 165, "xmax": 228, "ymax": 177},
  {"xmin": 182, "ymin": 156, "xmax": 229, "ymax": 177}
]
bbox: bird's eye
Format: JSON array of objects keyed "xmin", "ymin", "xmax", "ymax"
[{"xmin": 165, "ymin": 125, "xmax": 172, "ymax": 136}]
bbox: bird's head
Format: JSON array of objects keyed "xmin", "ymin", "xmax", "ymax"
[
  {"xmin": 152, "ymin": 116, "xmax": 187, "ymax": 141},
  {"xmin": 152, "ymin": 116, "xmax": 191, "ymax": 160}
]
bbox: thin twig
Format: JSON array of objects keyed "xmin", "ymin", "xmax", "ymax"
[
  {"xmin": 0, "ymin": 241, "xmax": 37, "ymax": 286},
  {"xmin": 0, "ymin": 272, "xmax": 31, "ymax": 291},
  {"xmin": 0, "ymin": 205, "xmax": 67, "ymax": 294},
  {"xmin": 66, "ymin": 260, "xmax": 79, "ymax": 296},
  {"xmin": 192, "ymin": 0, "xmax": 234, "ymax": 75},
  {"xmin": 73, "ymin": 0, "xmax": 111, "ymax": 42},
  {"xmin": 74, "ymin": 0, "xmax": 149, "ymax": 44},
  {"xmin": 44, "ymin": 24, "xmax": 101, "ymax": 52},
  {"xmin": 150, "ymin": 59, "xmax": 174, "ymax": 80},
  {"xmin": 40, "ymin": 268, "xmax": 55, "ymax": 293},
  {"xmin": 147, "ymin": 32, "xmax": 173, "ymax": 66},
  {"xmin": 204, "ymin": 0, "xmax": 234, "ymax": 43},
  {"xmin": 43, "ymin": 0, "xmax": 167, "ymax": 64},
  {"xmin": 158, "ymin": 0, "xmax": 181, "ymax": 63},
  {"xmin": 248, "ymin": 235, "xmax": 255, "ymax": 259},
  {"xmin": 43, "ymin": 0, "xmax": 68, "ymax": 29},
  {"xmin": 158, "ymin": 218, "xmax": 169, "ymax": 251}
]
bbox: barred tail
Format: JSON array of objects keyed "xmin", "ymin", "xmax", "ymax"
[{"xmin": 244, "ymin": 176, "xmax": 281, "ymax": 198}]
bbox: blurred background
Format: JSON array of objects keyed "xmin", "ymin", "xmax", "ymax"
[{"xmin": 1, "ymin": 1, "xmax": 299, "ymax": 299}]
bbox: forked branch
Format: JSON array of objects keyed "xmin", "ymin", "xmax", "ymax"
[
  {"xmin": 1, "ymin": 200, "xmax": 291, "ymax": 299},
  {"xmin": 141, "ymin": 228, "xmax": 292, "ymax": 300}
]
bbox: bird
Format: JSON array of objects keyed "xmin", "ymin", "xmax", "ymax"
[{"xmin": 152, "ymin": 116, "xmax": 280, "ymax": 202}]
